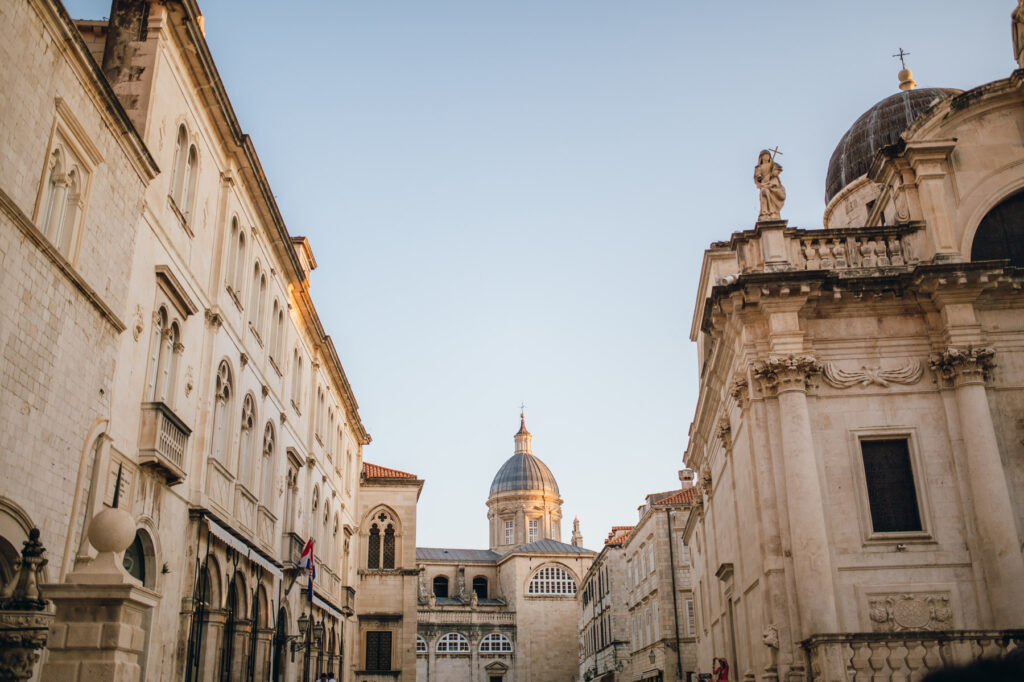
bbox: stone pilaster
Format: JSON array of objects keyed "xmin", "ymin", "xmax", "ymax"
[
  {"xmin": 752, "ymin": 355, "xmax": 839, "ymax": 640},
  {"xmin": 930, "ymin": 346, "xmax": 1024, "ymax": 626}
]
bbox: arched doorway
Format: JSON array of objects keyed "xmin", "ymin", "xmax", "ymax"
[{"xmin": 971, "ymin": 190, "xmax": 1024, "ymax": 266}]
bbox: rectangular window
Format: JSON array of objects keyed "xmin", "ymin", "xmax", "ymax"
[
  {"xmin": 504, "ymin": 519, "xmax": 513, "ymax": 544},
  {"xmin": 685, "ymin": 597, "xmax": 695, "ymax": 636},
  {"xmin": 680, "ymin": 539, "xmax": 691, "ymax": 566},
  {"xmin": 861, "ymin": 439, "xmax": 922, "ymax": 532},
  {"xmin": 528, "ymin": 518, "xmax": 538, "ymax": 543},
  {"xmin": 365, "ymin": 630, "xmax": 392, "ymax": 671}
]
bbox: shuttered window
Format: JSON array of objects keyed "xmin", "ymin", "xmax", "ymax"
[{"xmin": 365, "ymin": 631, "xmax": 392, "ymax": 671}]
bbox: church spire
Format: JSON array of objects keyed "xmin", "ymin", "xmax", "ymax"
[{"xmin": 514, "ymin": 407, "xmax": 532, "ymax": 455}]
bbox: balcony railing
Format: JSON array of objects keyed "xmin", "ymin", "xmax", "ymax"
[
  {"xmin": 138, "ymin": 401, "xmax": 191, "ymax": 485},
  {"xmin": 283, "ymin": 532, "xmax": 305, "ymax": 566},
  {"xmin": 803, "ymin": 630, "xmax": 1024, "ymax": 681}
]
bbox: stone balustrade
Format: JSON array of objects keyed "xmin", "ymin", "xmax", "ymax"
[
  {"xmin": 803, "ymin": 630, "xmax": 1024, "ymax": 681},
  {"xmin": 417, "ymin": 609, "xmax": 516, "ymax": 625},
  {"xmin": 138, "ymin": 401, "xmax": 191, "ymax": 484}
]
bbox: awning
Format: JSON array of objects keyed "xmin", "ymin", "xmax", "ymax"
[
  {"xmin": 311, "ymin": 591, "xmax": 345, "ymax": 620},
  {"xmin": 205, "ymin": 516, "xmax": 283, "ymax": 580}
]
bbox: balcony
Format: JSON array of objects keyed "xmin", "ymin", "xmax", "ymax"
[
  {"xmin": 803, "ymin": 629, "xmax": 1024, "ymax": 681},
  {"xmin": 138, "ymin": 401, "xmax": 191, "ymax": 485},
  {"xmin": 283, "ymin": 532, "xmax": 305, "ymax": 566}
]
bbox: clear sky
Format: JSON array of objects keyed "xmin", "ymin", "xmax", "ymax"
[{"xmin": 66, "ymin": 0, "xmax": 1013, "ymax": 549}]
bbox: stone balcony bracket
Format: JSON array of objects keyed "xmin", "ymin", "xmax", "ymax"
[{"xmin": 138, "ymin": 401, "xmax": 191, "ymax": 485}]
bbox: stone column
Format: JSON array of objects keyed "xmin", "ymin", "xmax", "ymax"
[
  {"xmin": 931, "ymin": 346, "xmax": 1024, "ymax": 626},
  {"xmin": 41, "ymin": 508, "xmax": 158, "ymax": 682},
  {"xmin": 752, "ymin": 356, "xmax": 838, "ymax": 639}
]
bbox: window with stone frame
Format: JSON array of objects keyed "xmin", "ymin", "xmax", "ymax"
[
  {"xmin": 365, "ymin": 630, "xmax": 391, "ymax": 671},
  {"xmin": 237, "ymin": 393, "xmax": 256, "ymax": 486},
  {"xmin": 436, "ymin": 632, "xmax": 470, "ymax": 653},
  {"xmin": 503, "ymin": 519, "xmax": 513, "ymax": 545},
  {"xmin": 472, "ymin": 576, "xmax": 488, "ymax": 600},
  {"xmin": 684, "ymin": 597, "xmax": 695, "ymax": 636},
  {"xmin": 479, "ymin": 633, "xmax": 512, "ymax": 653},
  {"xmin": 527, "ymin": 518, "xmax": 538, "ymax": 543},
  {"xmin": 860, "ymin": 438, "xmax": 923, "ymax": 533},
  {"xmin": 210, "ymin": 361, "xmax": 233, "ymax": 463},
  {"xmin": 260, "ymin": 422, "xmax": 275, "ymax": 501},
  {"xmin": 416, "ymin": 635, "xmax": 427, "ymax": 654},
  {"xmin": 144, "ymin": 305, "xmax": 182, "ymax": 405},
  {"xmin": 433, "ymin": 575, "xmax": 449, "ymax": 598},
  {"xmin": 367, "ymin": 523, "xmax": 380, "ymax": 569},
  {"xmin": 169, "ymin": 123, "xmax": 199, "ymax": 224},
  {"xmin": 382, "ymin": 523, "xmax": 395, "ymax": 569}
]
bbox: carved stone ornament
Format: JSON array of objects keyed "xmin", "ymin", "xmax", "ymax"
[
  {"xmin": 762, "ymin": 623, "xmax": 780, "ymax": 649},
  {"xmin": 717, "ymin": 416, "xmax": 732, "ymax": 451},
  {"xmin": 929, "ymin": 346, "xmax": 995, "ymax": 387},
  {"xmin": 729, "ymin": 376, "xmax": 749, "ymax": 406},
  {"xmin": 132, "ymin": 304, "xmax": 145, "ymax": 341},
  {"xmin": 0, "ymin": 529, "xmax": 53, "ymax": 682},
  {"xmin": 204, "ymin": 308, "xmax": 222, "ymax": 328},
  {"xmin": 867, "ymin": 592, "xmax": 953, "ymax": 632},
  {"xmin": 751, "ymin": 355, "xmax": 822, "ymax": 394},
  {"xmin": 822, "ymin": 359, "xmax": 923, "ymax": 388},
  {"xmin": 184, "ymin": 366, "xmax": 194, "ymax": 397}
]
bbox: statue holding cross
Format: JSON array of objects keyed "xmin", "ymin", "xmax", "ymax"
[
  {"xmin": 754, "ymin": 147, "xmax": 786, "ymax": 221},
  {"xmin": 1013, "ymin": 1, "xmax": 1024, "ymax": 69}
]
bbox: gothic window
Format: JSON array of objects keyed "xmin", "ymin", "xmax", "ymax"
[
  {"xmin": 435, "ymin": 632, "xmax": 469, "ymax": 653},
  {"xmin": 382, "ymin": 523, "xmax": 395, "ymax": 569},
  {"xmin": 237, "ymin": 394, "xmax": 256, "ymax": 485},
  {"xmin": 144, "ymin": 305, "xmax": 183, "ymax": 405},
  {"xmin": 269, "ymin": 299, "xmax": 281, "ymax": 360},
  {"xmin": 234, "ymin": 230, "xmax": 247, "ymax": 298},
  {"xmin": 432, "ymin": 576, "xmax": 449, "ymax": 598},
  {"xmin": 256, "ymin": 272, "xmax": 268, "ymax": 339},
  {"xmin": 861, "ymin": 439, "xmax": 922, "ymax": 533},
  {"xmin": 182, "ymin": 143, "xmax": 198, "ymax": 221},
  {"xmin": 38, "ymin": 145, "xmax": 86, "ymax": 258},
  {"xmin": 323, "ymin": 502, "xmax": 331, "ymax": 558},
  {"xmin": 225, "ymin": 216, "xmax": 240, "ymax": 294},
  {"xmin": 210, "ymin": 361, "xmax": 233, "ymax": 463},
  {"xmin": 416, "ymin": 635, "xmax": 427, "ymax": 654},
  {"xmin": 472, "ymin": 576, "xmax": 488, "ymax": 600},
  {"xmin": 504, "ymin": 519, "xmax": 513, "ymax": 545},
  {"xmin": 260, "ymin": 422, "xmax": 275, "ymax": 501},
  {"xmin": 527, "ymin": 566, "xmax": 577, "ymax": 595},
  {"xmin": 365, "ymin": 631, "xmax": 391, "ymax": 671},
  {"xmin": 367, "ymin": 523, "xmax": 381, "ymax": 569},
  {"xmin": 291, "ymin": 350, "xmax": 303, "ymax": 412},
  {"xmin": 170, "ymin": 125, "xmax": 188, "ymax": 204},
  {"xmin": 249, "ymin": 263, "xmax": 262, "ymax": 331},
  {"xmin": 527, "ymin": 518, "xmax": 538, "ymax": 543}
]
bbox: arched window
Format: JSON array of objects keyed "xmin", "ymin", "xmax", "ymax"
[
  {"xmin": 210, "ymin": 361, "xmax": 233, "ymax": 463},
  {"xmin": 472, "ymin": 576, "xmax": 488, "ymax": 600},
  {"xmin": 145, "ymin": 307, "xmax": 167, "ymax": 400},
  {"xmin": 382, "ymin": 523, "xmax": 395, "ymax": 569},
  {"xmin": 527, "ymin": 566, "xmax": 577, "ymax": 595},
  {"xmin": 416, "ymin": 635, "xmax": 427, "ymax": 654},
  {"xmin": 275, "ymin": 307, "xmax": 285, "ymax": 359},
  {"xmin": 479, "ymin": 633, "xmax": 512, "ymax": 653},
  {"xmin": 39, "ymin": 147, "xmax": 84, "ymax": 258},
  {"xmin": 311, "ymin": 486, "xmax": 321, "ymax": 548},
  {"xmin": 972, "ymin": 190, "xmax": 1024, "ymax": 267},
  {"xmin": 234, "ymin": 230, "xmax": 247, "ymax": 299},
  {"xmin": 322, "ymin": 501, "xmax": 332, "ymax": 559},
  {"xmin": 40, "ymin": 148, "xmax": 64, "ymax": 238},
  {"xmin": 182, "ymin": 144, "xmax": 198, "ymax": 220},
  {"xmin": 269, "ymin": 299, "xmax": 280, "ymax": 359},
  {"xmin": 367, "ymin": 523, "xmax": 381, "ymax": 569},
  {"xmin": 170, "ymin": 125, "xmax": 187, "ymax": 203},
  {"xmin": 238, "ymin": 394, "xmax": 256, "ymax": 485},
  {"xmin": 261, "ymin": 422, "xmax": 275, "ymax": 501},
  {"xmin": 432, "ymin": 576, "xmax": 449, "ymax": 598},
  {"xmin": 249, "ymin": 263, "xmax": 262, "ymax": 327},
  {"xmin": 225, "ymin": 216, "xmax": 239, "ymax": 291},
  {"xmin": 291, "ymin": 350, "xmax": 304, "ymax": 410},
  {"xmin": 55, "ymin": 167, "xmax": 80, "ymax": 254},
  {"xmin": 435, "ymin": 632, "xmax": 469, "ymax": 653},
  {"xmin": 257, "ymin": 274, "xmax": 267, "ymax": 339}
]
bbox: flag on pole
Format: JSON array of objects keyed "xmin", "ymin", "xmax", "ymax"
[{"xmin": 300, "ymin": 538, "xmax": 315, "ymax": 602}]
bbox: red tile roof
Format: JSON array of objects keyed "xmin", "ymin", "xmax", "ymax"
[
  {"xmin": 652, "ymin": 487, "xmax": 697, "ymax": 506},
  {"xmin": 362, "ymin": 462, "xmax": 417, "ymax": 479},
  {"xmin": 605, "ymin": 525, "xmax": 635, "ymax": 546}
]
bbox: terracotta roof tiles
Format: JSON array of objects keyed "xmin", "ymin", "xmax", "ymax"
[
  {"xmin": 652, "ymin": 487, "xmax": 697, "ymax": 505},
  {"xmin": 362, "ymin": 462, "xmax": 418, "ymax": 480}
]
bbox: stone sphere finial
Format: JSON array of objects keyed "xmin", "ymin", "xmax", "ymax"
[
  {"xmin": 898, "ymin": 68, "xmax": 916, "ymax": 91},
  {"xmin": 88, "ymin": 507, "xmax": 136, "ymax": 554}
]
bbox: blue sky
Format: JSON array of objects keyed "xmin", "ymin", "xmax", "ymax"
[{"xmin": 66, "ymin": 0, "xmax": 1012, "ymax": 548}]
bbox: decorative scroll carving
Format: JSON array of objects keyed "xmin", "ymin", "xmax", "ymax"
[
  {"xmin": 867, "ymin": 592, "xmax": 953, "ymax": 632},
  {"xmin": 717, "ymin": 416, "xmax": 732, "ymax": 451},
  {"xmin": 822, "ymin": 360, "xmax": 923, "ymax": 388},
  {"xmin": 929, "ymin": 346, "xmax": 995, "ymax": 386},
  {"xmin": 204, "ymin": 308, "xmax": 222, "ymax": 328},
  {"xmin": 751, "ymin": 355, "xmax": 822, "ymax": 394}
]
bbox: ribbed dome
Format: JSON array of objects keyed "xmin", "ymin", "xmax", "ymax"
[
  {"xmin": 489, "ymin": 452, "xmax": 559, "ymax": 496},
  {"xmin": 825, "ymin": 87, "xmax": 961, "ymax": 204}
]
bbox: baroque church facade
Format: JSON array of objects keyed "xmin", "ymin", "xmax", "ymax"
[
  {"xmin": 680, "ymin": 31, "xmax": 1024, "ymax": 682},
  {"xmin": 0, "ymin": 1, "xmax": 422, "ymax": 680},
  {"xmin": 415, "ymin": 416, "xmax": 594, "ymax": 682}
]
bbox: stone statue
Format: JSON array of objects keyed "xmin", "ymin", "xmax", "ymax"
[
  {"xmin": 754, "ymin": 150, "xmax": 786, "ymax": 221},
  {"xmin": 1014, "ymin": 1, "xmax": 1024, "ymax": 69}
]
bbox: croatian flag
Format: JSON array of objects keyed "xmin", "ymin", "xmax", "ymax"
[{"xmin": 300, "ymin": 538, "xmax": 315, "ymax": 602}]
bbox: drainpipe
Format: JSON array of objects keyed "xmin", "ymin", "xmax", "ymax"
[{"xmin": 666, "ymin": 508, "xmax": 683, "ymax": 681}]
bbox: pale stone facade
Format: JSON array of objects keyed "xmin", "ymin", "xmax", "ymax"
[
  {"xmin": 416, "ymin": 418, "xmax": 594, "ymax": 682},
  {"xmin": 578, "ymin": 526, "xmax": 634, "ymax": 682},
  {"xmin": 681, "ymin": 59, "xmax": 1024, "ymax": 682},
  {"xmin": 0, "ymin": 1, "xmax": 420, "ymax": 680}
]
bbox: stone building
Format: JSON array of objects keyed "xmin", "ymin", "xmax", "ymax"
[
  {"xmin": 681, "ymin": 49, "xmax": 1024, "ymax": 682},
  {"xmin": 620, "ymin": 484, "xmax": 698, "ymax": 682},
  {"xmin": 0, "ymin": 1, "xmax": 420, "ymax": 680},
  {"xmin": 578, "ymin": 526, "xmax": 635, "ymax": 682},
  {"xmin": 415, "ymin": 416, "xmax": 594, "ymax": 682}
]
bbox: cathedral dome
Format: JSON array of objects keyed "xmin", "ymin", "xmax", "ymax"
[
  {"xmin": 488, "ymin": 415, "xmax": 560, "ymax": 496},
  {"xmin": 825, "ymin": 87, "xmax": 961, "ymax": 204},
  {"xmin": 489, "ymin": 452, "xmax": 560, "ymax": 496}
]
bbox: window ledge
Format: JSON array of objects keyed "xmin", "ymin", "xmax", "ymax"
[
  {"xmin": 226, "ymin": 285, "xmax": 243, "ymax": 312},
  {"xmin": 291, "ymin": 399, "xmax": 301, "ymax": 415},
  {"xmin": 269, "ymin": 356, "xmax": 282, "ymax": 377},
  {"xmin": 167, "ymin": 195, "xmax": 194, "ymax": 237},
  {"xmin": 863, "ymin": 531, "xmax": 934, "ymax": 546},
  {"xmin": 248, "ymin": 322, "xmax": 264, "ymax": 347}
]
